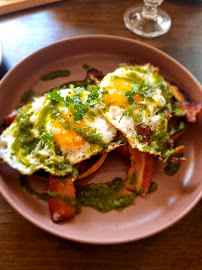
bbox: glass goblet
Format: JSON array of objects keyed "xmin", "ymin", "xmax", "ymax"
[{"xmin": 124, "ymin": 0, "xmax": 171, "ymax": 38}]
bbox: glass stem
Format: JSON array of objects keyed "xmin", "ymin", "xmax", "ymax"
[{"xmin": 142, "ymin": 0, "xmax": 161, "ymax": 20}]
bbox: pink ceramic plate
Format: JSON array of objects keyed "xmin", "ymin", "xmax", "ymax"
[{"xmin": 0, "ymin": 35, "xmax": 201, "ymax": 244}]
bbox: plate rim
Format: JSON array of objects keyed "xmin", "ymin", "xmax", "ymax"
[
  {"xmin": 0, "ymin": 34, "xmax": 201, "ymax": 244},
  {"xmin": 0, "ymin": 35, "xmax": 201, "ymax": 89}
]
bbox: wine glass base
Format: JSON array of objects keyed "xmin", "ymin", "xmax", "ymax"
[{"xmin": 124, "ymin": 6, "xmax": 171, "ymax": 38}]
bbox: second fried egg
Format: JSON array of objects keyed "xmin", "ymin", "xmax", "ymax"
[{"xmin": 99, "ymin": 64, "xmax": 173, "ymax": 157}]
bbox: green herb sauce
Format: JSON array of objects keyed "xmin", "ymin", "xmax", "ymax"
[
  {"xmin": 141, "ymin": 113, "xmax": 170, "ymax": 157},
  {"xmin": 20, "ymin": 89, "xmax": 36, "ymax": 104},
  {"xmin": 40, "ymin": 70, "xmax": 70, "ymax": 81},
  {"xmin": 76, "ymin": 177, "xmax": 139, "ymax": 212},
  {"xmin": 110, "ymin": 75, "xmax": 142, "ymax": 84},
  {"xmin": 61, "ymin": 119, "xmax": 107, "ymax": 148},
  {"xmin": 17, "ymin": 174, "xmax": 77, "ymax": 205},
  {"xmin": 17, "ymin": 175, "xmax": 141, "ymax": 213},
  {"xmin": 164, "ymin": 162, "xmax": 181, "ymax": 175},
  {"xmin": 60, "ymin": 80, "xmax": 90, "ymax": 89},
  {"xmin": 37, "ymin": 101, "xmax": 58, "ymax": 133},
  {"xmin": 17, "ymin": 174, "xmax": 50, "ymax": 201},
  {"xmin": 12, "ymin": 107, "xmax": 38, "ymax": 156},
  {"xmin": 82, "ymin": 64, "xmax": 91, "ymax": 70},
  {"xmin": 122, "ymin": 65, "xmax": 150, "ymax": 74},
  {"xmin": 172, "ymin": 102, "xmax": 185, "ymax": 117}
]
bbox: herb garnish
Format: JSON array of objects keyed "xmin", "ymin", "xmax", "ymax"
[
  {"xmin": 37, "ymin": 131, "xmax": 54, "ymax": 150},
  {"xmin": 48, "ymin": 86, "xmax": 88, "ymax": 122},
  {"xmin": 118, "ymin": 79, "xmax": 161, "ymax": 122},
  {"xmin": 125, "ymin": 80, "xmax": 160, "ymax": 104},
  {"xmin": 48, "ymin": 88, "xmax": 65, "ymax": 103},
  {"xmin": 119, "ymin": 104, "xmax": 139, "ymax": 122},
  {"xmin": 85, "ymin": 85, "xmax": 100, "ymax": 107}
]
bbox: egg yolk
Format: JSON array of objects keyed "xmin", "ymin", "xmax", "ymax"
[
  {"xmin": 63, "ymin": 112, "xmax": 94, "ymax": 131},
  {"xmin": 51, "ymin": 119, "xmax": 85, "ymax": 149},
  {"xmin": 51, "ymin": 112, "xmax": 96, "ymax": 150},
  {"xmin": 103, "ymin": 77, "xmax": 143, "ymax": 109}
]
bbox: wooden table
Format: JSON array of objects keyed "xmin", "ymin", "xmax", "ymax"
[{"xmin": 0, "ymin": 0, "xmax": 201, "ymax": 269}]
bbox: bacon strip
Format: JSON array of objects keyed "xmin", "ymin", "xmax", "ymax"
[
  {"xmin": 117, "ymin": 144, "xmax": 130, "ymax": 160},
  {"xmin": 3, "ymin": 110, "xmax": 18, "ymax": 126},
  {"xmin": 85, "ymin": 68, "xmax": 104, "ymax": 85},
  {"xmin": 180, "ymin": 101, "xmax": 202, "ymax": 123},
  {"xmin": 48, "ymin": 176, "xmax": 77, "ymax": 222},
  {"xmin": 165, "ymin": 145, "xmax": 185, "ymax": 163},
  {"xmin": 125, "ymin": 147, "xmax": 154, "ymax": 196},
  {"xmin": 78, "ymin": 153, "xmax": 107, "ymax": 179},
  {"xmin": 166, "ymin": 81, "xmax": 185, "ymax": 102}
]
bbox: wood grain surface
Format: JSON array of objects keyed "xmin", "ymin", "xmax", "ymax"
[{"xmin": 0, "ymin": 0, "xmax": 201, "ymax": 269}]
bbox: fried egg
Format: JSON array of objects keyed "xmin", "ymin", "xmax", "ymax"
[
  {"xmin": 99, "ymin": 64, "xmax": 173, "ymax": 157},
  {"xmin": 0, "ymin": 87, "xmax": 117, "ymax": 176}
]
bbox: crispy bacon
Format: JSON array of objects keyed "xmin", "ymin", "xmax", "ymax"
[
  {"xmin": 48, "ymin": 176, "xmax": 77, "ymax": 222},
  {"xmin": 170, "ymin": 156, "xmax": 186, "ymax": 163},
  {"xmin": 78, "ymin": 153, "xmax": 107, "ymax": 179},
  {"xmin": 164, "ymin": 145, "xmax": 185, "ymax": 163},
  {"xmin": 180, "ymin": 101, "xmax": 202, "ymax": 123},
  {"xmin": 117, "ymin": 144, "xmax": 130, "ymax": 160},
  {"xmin": 166, "ymin": 81, "xmax": 185, "ymax": 102},
  {"xmin": 129, "ymin": 60, "xmax": 140, "ymax": 66},
  {"xmin": 85, "ymin": 68, "xmax": 104, "ymax": 85},
  {"xmin": 3, "ymin": 110, "xmax": 18, "ymax": 126},
  {"xmin": 170, "ymin": 127, "xmax": 187, "ymax": 141},
  {"xmin": 136, "ymin": 123, "xmax": 152, "ymax": 143},
  {"xmin": 125, "ymin": 146, "xmax": 154, "ymax": 196}
]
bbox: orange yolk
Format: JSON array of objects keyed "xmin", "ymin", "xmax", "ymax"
[
  {"xmin": 63, "ymin": 112, "xmax": 94, "ymax": 132},
  {"xmin": 103, "ymin": 78, "xmax": 143, "ymax": 108},
  {"xmin": 51, "ymin": 119, "xmax": 85, "ymax": 149},
  {"xmin": 51, "ymin": 112, "xmax": 95, "ymax": 150}
]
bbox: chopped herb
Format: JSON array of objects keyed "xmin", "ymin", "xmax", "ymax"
[
  {"xmin": 119, "ymin": 104, "xmax": 139, "ymax": 122},
  {"xmin": 87, "ymin": 84, "xmax": 100, "ymax": 92},
  {"xmin": 84, "ymin": 125, "xmax": 90, "ymax": 131},
  {"xmin": 69, "ymin": 84, "xmax": 84, "ymax": 94},
  {"xmin": 73, "ymin": 104, "xmax": 88, "ymax": 122},
  {"xmin": 86, "ymin": 85, "xmax": 100, "ymax": 107},
  {"xmin": 124, "ymin": 85, "xmax": 138, "ymax": 104},
  {"xmin": 134, "ymin": 111, "xmax": 143, "ymax": 123},
  {"xmin": 64, "ymin": 95, "xmax": 74, "ymax": 106},
  {"xmin": 37, "ymin": 131, "xmax": 54, "ymax": 150},
  {"xmin": 48, "ymin": 88, "xmax": 64, "ymax": 103},
  {"xmin": 91, "ymin": 128, "xmax": 97, "ymax": 134},
  {"xmin": 102, "ymin": 90, "xmax": 109, "ymax": 96},
  {"xmin": 48, "ymin": 88, "xmax": 88, "ymax": 122},
  {"xmin": 122, "ymin": 110, "xmax": 128, "ymax": 117},
  {"xmin": 124, "ymin": 80, "xmax": 161, "ymax": 104}
]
